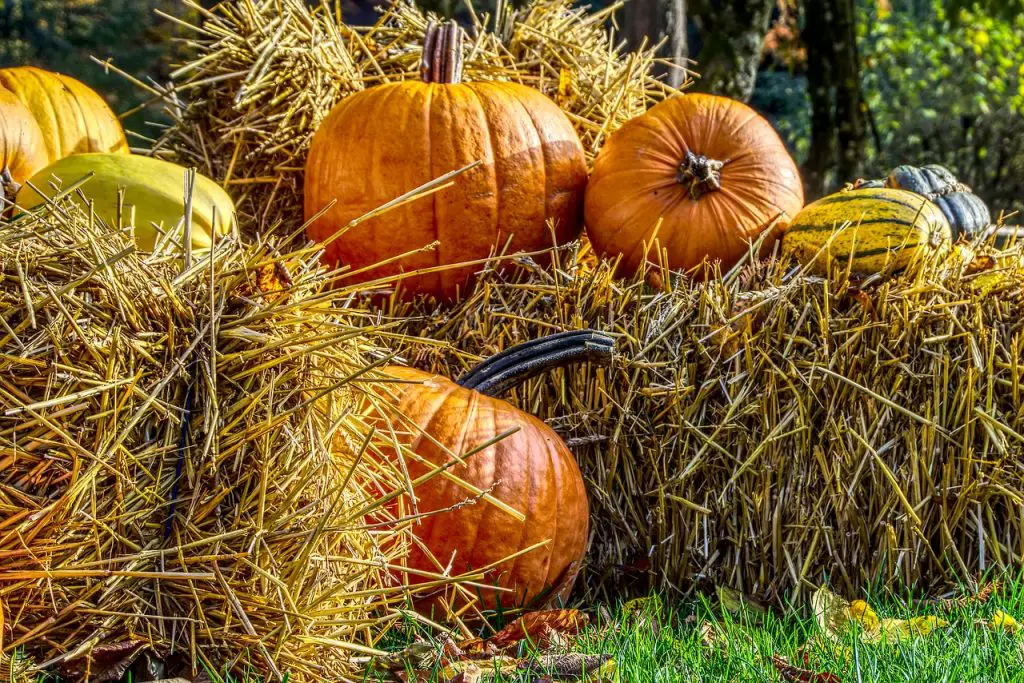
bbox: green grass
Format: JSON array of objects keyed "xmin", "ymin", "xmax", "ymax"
[{"xmin": 371, "ymin": 579, "xmax": 1024, "ymax": 682}]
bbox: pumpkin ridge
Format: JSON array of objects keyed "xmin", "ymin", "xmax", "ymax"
[
  {"xmin": 423, "ymin": 83, "xmax": 440, "ymax": 296},
  {"xmin": 507, "ymin": 86, "xmax": 552, "ymax": 240},
  {"xmin": 59, "ymin": 74, "xmax": 97, "ymax": 157},
  {"xmin": 369, "ymin": 84, "xmax": 408, "ymax": 289},
  {"xmin": 537, "ymin": 429, "xmax": 561, "ymax": 592},
  {"xmin": 505, "ymin": 404, "xmax": 537, "ymax": 598},
  {"xmin": 460, "ymin": 393, "xmax": 501, "ymax": 595},
  {"xmin": 420, "ymin": 383, "xmax": 480, "ymax": 576},
  {"xmin": 24, "ymin": 67, "xmax": 66, "ymax": 161},
  {"xmin": 464, "ymin": 84, "xmax": 501, "ymax": 277}
]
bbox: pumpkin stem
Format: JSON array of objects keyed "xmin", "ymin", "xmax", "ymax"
[
  {"xmin": 0, "ymin": 167, "xmax": 21, "ymax": 212},
  {"xmin": 457, "ymin": 330, "xmax": 614, "ymax": 397},
  {"xmin": 421, "ymin": 20, "xmax": 464, "ymax": 85},
  {"xmin": 677, "ymin": 151, "xmax": 724, "ymax": 200}
]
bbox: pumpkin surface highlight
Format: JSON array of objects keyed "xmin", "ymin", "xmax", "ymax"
[
  {"xmin": 584, "ymin": 92, "xmax": 804, "ymax": 277},
  {"xmin": 782, "ymin": 187, "xmax": 952, "ymax": 276},
  {"xmin": 305, "ymin": 21, "xmax": 587, "ymax": 301},
  {"xmin": 369, "ymin": 330, "xmax": 611, "ymax": 611},
  {"xmin": 0, "ymin": 67, "xmax": 129, "ymax": 164},
  {"xmin": 18, "ymin": 154, "xmax": 236, "ymax": 252}
]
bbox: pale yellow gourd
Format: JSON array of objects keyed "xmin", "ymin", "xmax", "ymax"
[{"xmin": 17, "ymin": 154, "xmax": 235, "ymax": 252}]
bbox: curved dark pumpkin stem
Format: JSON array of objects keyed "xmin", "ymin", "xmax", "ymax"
[
  {"xmin": 677, "ymin": 150, "xmax": 725, "ymax": 200},
  {"xmin": 457, "ymin": 330, "xmax": 615, "ymax": 397},
  {"xmin": 421, "ymin": 20, "xmax": 464, "ymax": 85}
]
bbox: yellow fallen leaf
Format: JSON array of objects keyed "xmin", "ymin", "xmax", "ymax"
[
  {"xmin": 880, "ymin": 615, "xmax": 948, "ymax": 641},
  {"xmin": 813, "ymin": 587, "xmax": 946, "ymax": 644},
  {"xmin": 989, "ymin": 611, "xmax": 1022, "ymax": 635}
]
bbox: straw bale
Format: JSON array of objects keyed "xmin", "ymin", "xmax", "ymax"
[
  {"xmin": 0, "ymin": 191, "xmax": 422, "ymax": 680},
  {"xmin": 386, "ymin": 242, "xmax": 1024, "ymax": 601},
  {"xmin": 150, "ymin": 0, "xmax": 684, "ymax": 238}
]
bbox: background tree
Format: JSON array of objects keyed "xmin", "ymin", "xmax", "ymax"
[{"xmin": 801, "ymin": 0, "xmax": 866, "ymax": 197}]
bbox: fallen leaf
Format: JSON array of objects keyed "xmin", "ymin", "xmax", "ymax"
[
  {"xmin": 447, "ymin": 662, "xmax": 482, "ymax": 683},
  {"xmin": 717, "ymin": 586, "xmax": 768, "ymax": 616},
  {"xmin": 369, "ymin": 641, "xmax": 440, "ymax": 673},
  {"xmin": 771, "ymin": 654, "xmax": 841, "ymax": 683},
  {"xmin": 462, "ymin": 610, "xmax": 589, "ymax": 655},
  {"xmin": 254, "ymin": 260, "xmax": 293, "ymax": 300},
  {"xmin": 934, "ymin": 581, "xmax": 1003, "ymax": 611},
  {"xmin": 520, "ymin": 653, "xmax": 616, "ymax": 681},
  {"xmin": 988, "ymin": 610, "xmax": 1022, "ymax": 635},
  {"xmin": 439, "ymin": 656, "xmax": 519, "ymax": 681},
  {"xmin": 813, "ymin": 587, "xmax": 947, "ymax": 645},
  {"xmin": 698, "ymin": 621, "xmax": 728, "ymax": 658},
  {"xmin": 57, "ymin": 639, "xmax": 149, "ymax": 683}
]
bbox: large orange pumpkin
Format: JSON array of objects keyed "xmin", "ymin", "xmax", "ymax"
[
  {"xmin": 584, "ymin": 93, "xmax": 804, "ymax": 276},
  {"xmin": 305, "ymin": 22, "xmax": 588, "ymax": 301},
  {"xmin": 368, "ymin": 331, "xmax": 612, "ymax": 612},
  {"xmin": 0, "ymin": 86, "xmax": 47, "ymax": 199},
  {"xmin": 0, "ymin": 67, "xmax": 129, "ymax": 164}
]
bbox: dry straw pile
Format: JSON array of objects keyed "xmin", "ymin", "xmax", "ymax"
[
  {"xmin": 149, "ymin": 0, "xmax": 682, "ymax": 235},
  {"xmin": 389, "ymin": 243, "xmax": 1024, "ymax": 600},
  {"xmin": 0, "ymin": 190, "xmax": 433, "ymax": 680}
]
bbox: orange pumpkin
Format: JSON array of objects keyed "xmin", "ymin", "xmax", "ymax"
[
  {"xmin": 0, "ymin": 86, "xmax": 47, "ymax": 199},
  {"xmin": 0, "ymin": 67, "xmax": 129, "ymax": 164},
  {"xmin": 369, "ymin": 331, "xmax": 612, "ymax": 612},
  {"xmin": 584, "ymin": 93, "xmax": 804, "ymax": 277},
  {"xmin": 305, "ymin": 22, "xmax": 588, "ymax": 301}
]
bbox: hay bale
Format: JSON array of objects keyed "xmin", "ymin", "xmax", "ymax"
[
  {"xmin": 0, "ymin": 190, "xmax": 421, "ymax": 680},
  {"xmin": 151, "ymin": 0, "xmax": 683, "ymax": 236},
  {"xmin": 388, "ymin": 243, "xmax": 1024, "ymax": 600}
]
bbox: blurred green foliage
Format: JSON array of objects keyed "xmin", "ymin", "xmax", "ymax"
[
  {"xmin": 0, "ymin": 0, "xmax": 201, "ymax": 141},
  {"xmin": 859, "ymin": 1, "xmax": 1024, "ymax": 216}
]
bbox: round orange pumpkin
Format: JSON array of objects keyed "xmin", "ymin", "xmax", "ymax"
[
  {"xmin": 0, "ymin": 86, "xmax": 47, "ymax": 199},
  {"xmin": 305, "ymin": 22, "xmax": 588, "ymax": 301},
  {"xmin": 0, "ymin": 67, "xmax": 129, "ymax": 165},
  {"xmin": 584, "ymin": 93, "xmax": 804, "ymax": 277},
  {"xmin": 368, "ymin": 331, "xmax": 612, "ymax": 612}
]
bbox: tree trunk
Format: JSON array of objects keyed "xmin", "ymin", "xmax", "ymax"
[
  {"xmin": 687, "ymin": 0, "xmax": 774, "ymax": 101},
  {"xmin": 622, "ymin": 0, "xmax": 688, "ymax": 87},
  {"xmin": 801, "ymin": 0, "xmax": 867, "ymax": 198}
]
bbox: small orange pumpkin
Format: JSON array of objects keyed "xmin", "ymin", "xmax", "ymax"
[
  {"xmin": 0, "ymin": 85, "xmax": 47, "ymax": 201},
  {"xmin": 305, "ymin": 22, "xmax": 588, "ymax": 301},
  {"xmin": 368, "ymin": 331, "xmax": 612, "ymax": 612},
  {"xmin": 0, "ymin": 67, "xmax": 129, "ymax": 165},
  {"xmin": 584, "ymin": 93, "xmax": 804, "ymax": 277}
]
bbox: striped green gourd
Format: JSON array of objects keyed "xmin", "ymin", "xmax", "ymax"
[{"xmin": 782, "ymin": 188, "xmax": 952, "ymax": 276}]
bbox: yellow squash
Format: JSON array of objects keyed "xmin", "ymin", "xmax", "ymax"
[
  {"xmin": 17, "ymin": 154, "xmax": 236, "ymax": 252},
  {"xmin": 782, "ymin": 188, "xmax": 952, "ymax": 276}
]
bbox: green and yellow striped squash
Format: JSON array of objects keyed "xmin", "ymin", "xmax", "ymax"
[{"xmin": 782, "ymin": 188, "xmax": 952, "ymax": 276}]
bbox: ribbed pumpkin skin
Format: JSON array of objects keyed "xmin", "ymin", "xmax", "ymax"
[
  {"xmin": 0, "ymin": 86, "xmax": 47, "ymax": 184},
  {"xmin": 0, "ymin": 67, "xmax": 128, "ymax": 164},
  {"xmin": 782, "ymin": 188, "xmax": 952, "ymax": 275},
  {"xmin": 584, "ymin": 93, "xmax": 804, "ymax": 276},
  {"xmin": 371, "ymin": 366, "xmax": 589, "ymax": 610},
  {"xmin": 886, "ymin": 164, "xmax": 990, "ymax": 240},
  {"xmin": 305, "ymin": 81, "xmax": 587, "ymax": 300}
]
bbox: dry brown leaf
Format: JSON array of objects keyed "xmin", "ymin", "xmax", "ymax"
[
  {"xmin": 461, "ymin": 610, "xmax": 589, "ymax": 656},
  {"xmin": 57, "ymin": 639, "xmax": 148, "ymax": 683},
  {"xmin": 717, "ymin": 586, "xmax": 768, "ymax": 616},
  {"xmin": 771, "ymin": 654, "xmax": 841, "ymax": 683},
  {"xmin": 934, "ymin": 581, "xmax": 1003, "ymax": 611}
]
